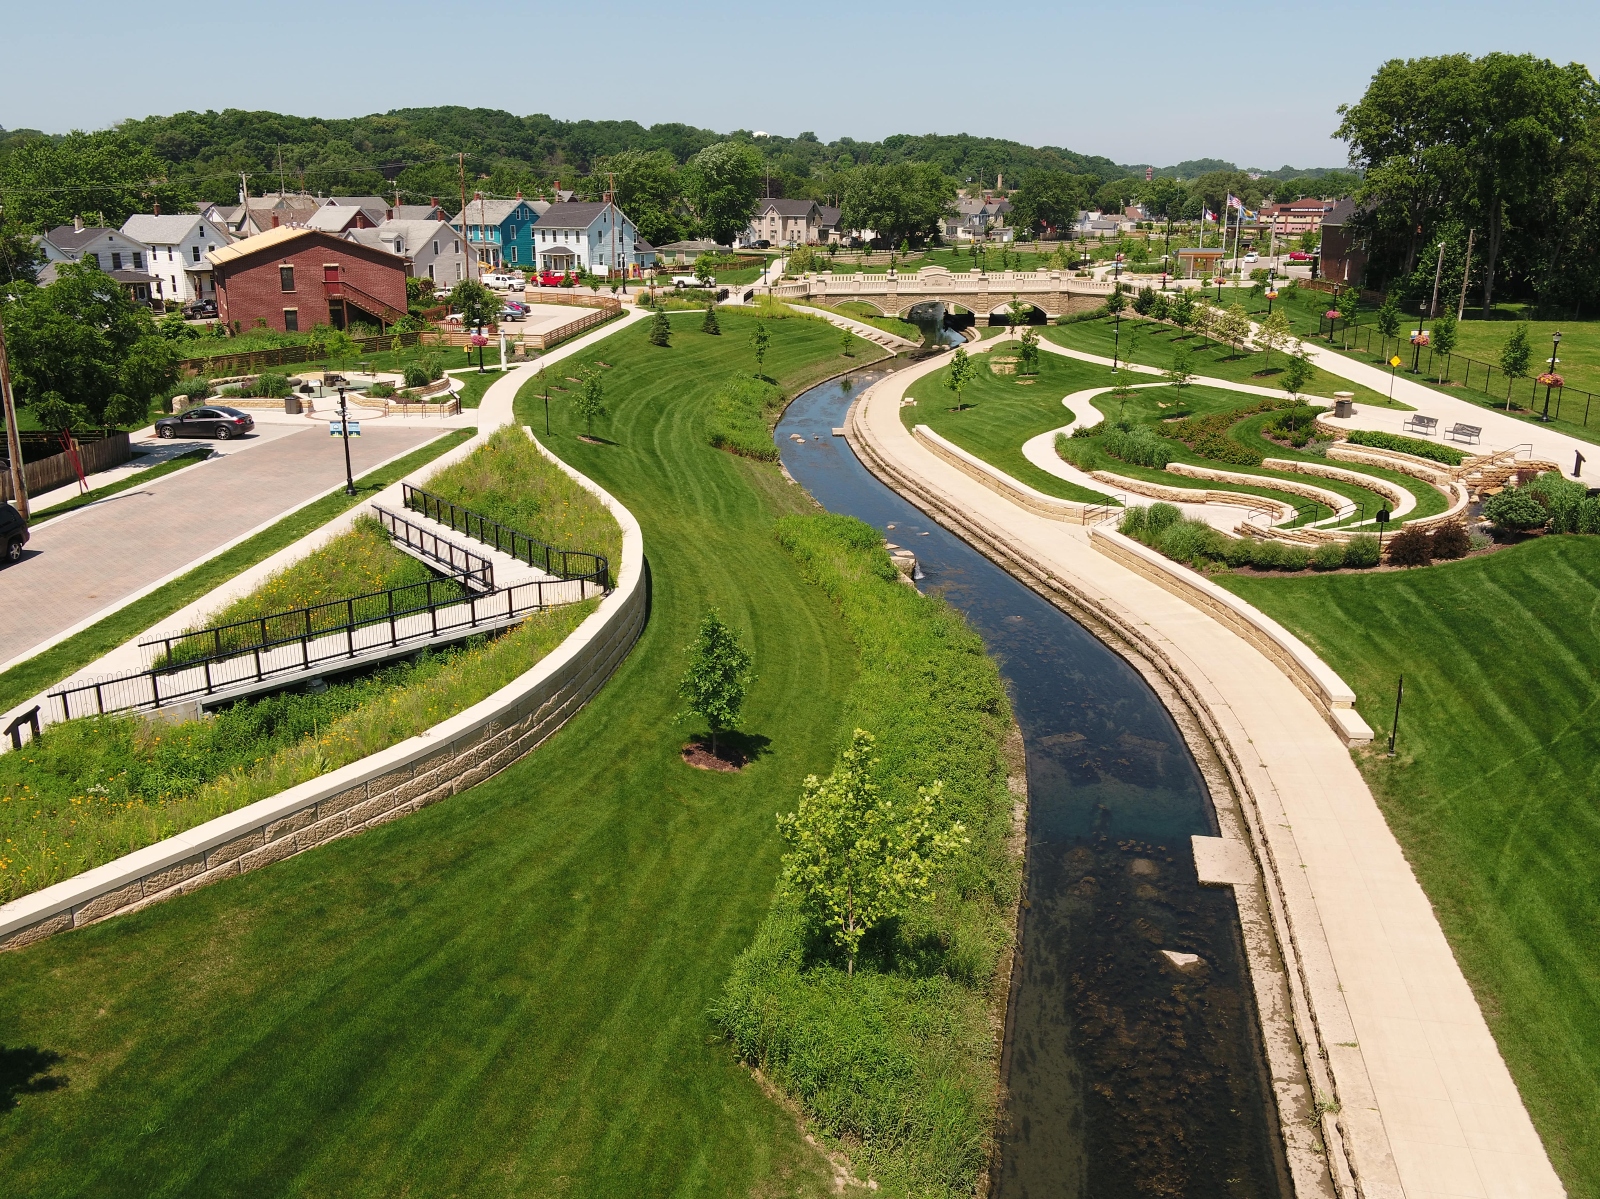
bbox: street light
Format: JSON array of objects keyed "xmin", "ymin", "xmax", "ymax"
[
  {"xmin": 336, "ymin": 387, "xmax": 355, "ymax": 496},
  {"xmin": 1540, "ymin": 330, "xmax": 1563, "ymax": 422}
]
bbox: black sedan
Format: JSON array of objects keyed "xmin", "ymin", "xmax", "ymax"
[{"xmin": 154, "ymin": 406, "xmax": 256, "ymax": 440}]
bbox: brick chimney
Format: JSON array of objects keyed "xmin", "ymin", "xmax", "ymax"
[
  {"xmin": 516, "ymin": 191, "xmax": 523, "ymax": 200},
  {"xmin": 74, "ymin": 215, "xmax": 84, "ymax": 231},
  {"xmin": 153, "ymin": 200, "xmax": 161, "ymax": 215},
  {"xmin": 271, "ymin": 214, "xmax": 280, "ymax": 228}
]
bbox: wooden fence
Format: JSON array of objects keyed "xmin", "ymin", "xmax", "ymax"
[{"xmin": 1, "ymin": 431, "xmax": 131, "ymax": 502}]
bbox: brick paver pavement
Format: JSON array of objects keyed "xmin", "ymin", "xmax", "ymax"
[{"xmin": 0, "ymin": 426, "xmax": 439, "ymax": 668}]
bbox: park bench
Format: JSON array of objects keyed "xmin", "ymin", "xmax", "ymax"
[
  {"xmin": 1445, "ymin": 423, "xmax": 1482, "ymax": 445},
  {"xmin": 1402, "ymin": 414, "xmax": 1439, "ymax": 436}
]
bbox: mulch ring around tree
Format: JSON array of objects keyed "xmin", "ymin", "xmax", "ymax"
[{"xmin": 681, "ymin": 741, "xmax": 745, "ymax": 772}]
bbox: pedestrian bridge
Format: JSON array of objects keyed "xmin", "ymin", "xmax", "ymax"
[{"xmin": 766, "ymin": 265, "xmax": 1118, "ymax": 323}]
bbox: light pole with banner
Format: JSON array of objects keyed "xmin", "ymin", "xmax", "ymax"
[
  {"xmin": 335, "ymin": 387, "xmax": 357, "ymax": 496},
  {"xmin": 1539, "ymin": 331, "xmax": 1563, "ymax": 422}
]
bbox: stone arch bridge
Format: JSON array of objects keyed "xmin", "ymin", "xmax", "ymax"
[{"xmin": 766, "ymin": 265, "xmax": 1117, "ymax": 324}]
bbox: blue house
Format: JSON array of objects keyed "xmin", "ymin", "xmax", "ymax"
[{"xmin": 449, "ymin": 194, "xmax": 548, "ymax": 271}]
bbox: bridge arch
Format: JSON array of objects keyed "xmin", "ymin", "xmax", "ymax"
[{"xmin": 985, "ymin": 300, "xmax": 1050, "ymax": 326}]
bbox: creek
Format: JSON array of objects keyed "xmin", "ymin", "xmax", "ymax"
[{"xmin": 776, "ymin": 365, "xmax": 1289, "ymax": 1198}]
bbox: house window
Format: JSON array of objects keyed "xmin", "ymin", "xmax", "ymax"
[
  {"xmin": 192, "ymin": 245, "xmax": 201, "ymax": 263},
  {"xmin": 133, "ymin": 252, "xmax": 144, "ymax": 269},
  {"xmin": 509, "ymin": 247, "xmax": 517, "ymax": 263},
  {"xmin": 433, "ymin": 240, "xmax": 439, "ymax": 255},
  {"xmin": 427, "ymin": 264, "xmax": 435, "ymax": 280},
  {"xmin": 283, "ymin": 308, "xmax": 299, "ymax": 331},
  {"xmin": 112, "ymin": 252, "xmax": 123, "ymax": 270},
  {"xmin": 455, "ymin": 263, "xmax": 462, "ymax": 281},
  {"xmin": 453, "ymin": 239, "xmax": 459, "ymax": 253},
  {"xmin": 280, "ymin": 265, "xmax": 295, "ymax": 292}
]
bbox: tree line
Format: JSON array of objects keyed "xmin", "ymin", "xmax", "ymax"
[{"xmin": 1336, "ymin": 52, "xmax": 1600, "ymax": 317}]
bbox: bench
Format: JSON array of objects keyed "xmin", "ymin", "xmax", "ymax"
[
  {"xmin": 1402, "ymin": 414, "xmax": 1439, "ymax": 436},
  {"xmin": 1444, "ymin": 423, "xmax": 1482, "ymax": 445}
]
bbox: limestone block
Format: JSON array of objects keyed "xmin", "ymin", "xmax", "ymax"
[
  {"xmin": 239, "ymin": 833, "xmax": 304, "ymax": 873},
  {"xmin": 474, "ymin": 725, "xmax": 517, "ymax": 764},
  {"xmin": 410, "ymin": 746, "xmax": 456, "ymax": 778},
  {"xmin": 364, "ymin": 801, "xmax": 417, "ymax": 828},
  {"xmin": 413, "ymin": 782, "xmax": 454, "ymax": 809},
  {"xmin": 317, "ymin": 784, "xmax": 369, "ymax": 819},
  {"xmin": 366, "ymin": 765, "xmax": 414, "ymax": 799},
  {"xmin": 453, "ymin": 759, "xmax": 497, "ymax": 794},
  {"xmin": 178, "ymin": 859, "xmax": 240, "ymax": 894},
  {"xmin": 0, "ymin": 908, "xmax": 74, "ymax": 951},
  {"xmin": 482, "ymin": 741, "xmax": 523, "ymax": 778},
  {"xmin": 343, "ymin": 792, "xmax": 399, "ymax": 826},
  {"xmin": 206, "ymin": 828, "xmax": 265, "ymax": 867},
  {"xmin": 265, "ymin": 806, "xmax": 319, "ymax": 842},
  {"xmin": 72, "ymin": 881, "xmax": 145, "ymax": 924},
  {"xmin": 141, "ymin": 852, "xmax": 207, "ymax": 894}
]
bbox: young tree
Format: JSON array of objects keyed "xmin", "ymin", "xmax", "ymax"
[
  {"xmin": 1017, "ymin": 326, "xmax": 1041, "ymax": 375},
  {"xmin": 1007, "ymin": 297, "xmax": 1032, "ymax": 329},
  {"xmin": 678, "ymin": 609, "xmax": 753, "ymax": 757},
  {"xmin": 693, "ymin": 253, "xmax": 718, "ymax": 287},
  {"xmin": 1166, "ymin": 347, "xmax": 1194, "ymax": 390},
  {"xmin": 1257, "ymin": 309, "xmax": 1292, "ymax": 366},
  {"xmin": 1133, "ymin": 285, "xmax": 1157, "ymax": 316},
  {"xmin": 1169, "ymin": 288, "xmax": 1196, "ymax": 331},
  {"xmin": 1217, "ymin": 302, "xmax": 1252, "ymax": 352},
  {"xmin": 573, "ymin": 365, "xmax": 607, "ymax": 436},
  {"xmin": 945, "ymin": 345, "xmax": 975, "ymax": 409},
  {"xmin": 1281, "ymin": 342, "xmax": 1314, "ymax": 399},
  {"xmin": 1498, "ymin": 322, "xmax": 1532, "ymax": 388},
  {"xmin": 841, "ymin": 326, "xmax": 855, "ymax": 357},
  {"xmin": 749, "ymin": 320, "xmax": 769, "ymax": 372},
  {"xmin": 649, "ymin": 307, "xmax": 671, "ymax": 347},
  {"xmin": 1104, "ymin": 282, "xmax": 1127, "ymax": 317},
  {"xmin": 702, "ymin": 301, "xmax": 721, "ymax": 335},
  {"xmin": 1430, "ymin": 311, "xmax": 1457, "ymax": 381},
  {"xmin": 1375, "ymin": 293, "xmax": 1402, "ymax": 345},
  {"xmin": 777, "ymin": 729, "xmax": 968, "ymax": 975}
]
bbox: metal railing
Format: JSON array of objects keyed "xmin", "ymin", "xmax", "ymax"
[
  {"xmin": 402, "ymin": 483, "xmax": 609, "ymax": 586},
  {"xmin": 49, "ymin": 571, "xmax": 591, "ymax": 721},
  {"xmin": 375, "ymin": 505, "xmax": 494, "ymax": 591}
]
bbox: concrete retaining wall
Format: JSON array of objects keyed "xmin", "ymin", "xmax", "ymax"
[
  {"xmin": 1088, "ymin": 526, "xmax": 1374, "ymax": 747},
  {"xmin": 0, "ymin": 436, "xmax": 644, "ymax": 952},
  {"xmin": 913, "ymin": 424, "xmax": 1105, "ymax": 523}
]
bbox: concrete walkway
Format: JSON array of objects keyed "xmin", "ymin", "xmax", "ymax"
[
  {"xmin": 787, "ymin": 302, "xmax": 921, "ymax": 351},
  {"xmin": 850, "ymin": 351, "xmax": 1565, "ymax": 1199}
]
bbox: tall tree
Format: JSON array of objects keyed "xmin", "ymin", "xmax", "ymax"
[
  {"xmin": 683, "ymin": 141, "xmax": 763, "ymax": 245},
  {"xmin": 678, "ymin": 609, "xmax": 753, "ymax": 757},
  {"xmin": 1008, "ymin": 169, "xmax": 1088, "ymax": 238},
  {"xmin": 590, "ymin": 148, "xmax": 684, "ymax": 246},
  {"xmin": 838, "ymin": 162, "xmax": 954, "ymax": 245}
]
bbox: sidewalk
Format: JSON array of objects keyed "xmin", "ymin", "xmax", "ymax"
[{"xmin": 850, "ymin": 353, "xmax": 1565, "ymax": 1199}]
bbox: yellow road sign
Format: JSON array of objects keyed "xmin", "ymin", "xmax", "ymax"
[{"xmin": 1389, "ymin": 355, "xmax": 1402, "ymax": 367}]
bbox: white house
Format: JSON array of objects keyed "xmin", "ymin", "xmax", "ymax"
[
  {"xmin": 741, "ymin": 198, "xmax": 823, "ymax": 247},
  {"xmin": 349, "ymin": 219, "xmax": 468, "ymax": 287},
  {"xmin": 529, "ymin": 201, "xmax": 654, "ymax": 276},
  {"xmin": 121, "ymin": 212, "xmax": 227, "ymax": 307},
  {"xmin": 35, "ymin": 220, "xmax": 160, "ymax": 305}
]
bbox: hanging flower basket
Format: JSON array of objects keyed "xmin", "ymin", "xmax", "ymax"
[
  {"xmin": 468, "ymin": 333, "xmax": 490, "ymax": 348},
  {"xmin": 1265, "ymin": 290, "xmax": 1278, "ymax": 300},
  {"xmin": 1411, "ymin": 332, "xmax": 1429, "ymax": 346},
  {"xmin": 1537, "ymin": 372, "xmax": 1564, "ymax": 388},
  {"xmin": 1325, "ymin": 309, "xmax": 1341, "ymax": 320}
]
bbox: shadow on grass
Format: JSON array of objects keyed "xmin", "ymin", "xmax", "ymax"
[{"xmin": 0, "ymin": 1046, "xmax": 67, "ymax": 1113}]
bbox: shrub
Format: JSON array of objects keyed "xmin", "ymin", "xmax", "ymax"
[
  {"xmin": 403, "ymin": 362, "xmax": 432, "ymax": 388},
  {"xmin": 366, "ymin": 381, "xmax": 396, "ymax": 399},
  {"xmin": 1310, "ymin": 543, "xmax": 1345, "ymax": 570},
  {"xmin": 1265, "ymin": 404, "xmax": 1326, "ymax": 448},
  {"xmin": 1221, "ymin": 537, "xmax": 1255, "ymax": 567},
  {"xmin": 1342, "ymin": 534, "xmax": 1381, "ymax": 568},
  {"xmin": 1249, "ymin": 539, "xmax": 1284, "ymax": 570},
  {"xmin": 1482, "ymin": 487, "xmax": 1548, "ymax": 532},
  {"xmin": 1117, "ymin": 505, "xmax": 1148, "ymax": 539},
  {"xmin": 1344, "ymin": 429, "xmax": 1465, "ymax": 466},
  {"xmin": 1523, "ymin": 471, "xmax": 1587, "ymax": 532},
  {"xmin": 1143, "ymin": 501, "xmax": 1182, "ymax": 539},
  {"xmin": 1386, "ymin": 525, "xmax": 1433, "ymax": 567},
  {"xmin": 1578, "ymin": 495, "xmax": 1600, "ymax": 534},
  {"xmin": 1170, "ymin": 402, "xmax": 1279, "ymax": 466},
  {"xmin": 1156, "ymin": 517, "xmax": 1221, "ymax": 565},
  {"xmin": 248, "ymin": 373, "xmax": 292, "ymax": 399},
  {"xmin": 1429, "ymin": 522, "xmax": 1471, "ymax": 559},
  {"xmin": 707, "ymin": 377, "xmax": 786, "ymax": 460},
  {"xmin": 1100, "ymin": 423, "xmax": 1176, "ymax": 468},
  {"xmin": 1277, "ymin": 545, "xmax": 1311, "ymax": 571}
]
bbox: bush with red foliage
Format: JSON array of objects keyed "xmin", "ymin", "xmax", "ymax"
[
  {"xmin": 1386, "ymin": 525, "xmax": 1434, "ymax": 567},
  {"xmin": 1429, "ymin": 522, "xmax": 1471, "ymax": 559}
]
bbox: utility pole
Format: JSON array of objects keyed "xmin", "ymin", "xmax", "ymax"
[
  {"xmin": 0, "ymin": 309, "xmax": 29, "ymax": 521},
  {"xmin": 458, "ymin": 153, "xmax": 473, "ymax": 282},
  {"xmin": 277, "ymin": 144, "xmax": 286, "ymax": 197},
  {"xmin": 1429, "ymin": 239, "xmax": 1446, "ymax": 318},
  {"xmin": 1456, "ymin": 228, "xmax": 1474, "ymax": 321},
  {"xmin": 608, "ymin": 171, "xmax": 618, "ymax": 287}
]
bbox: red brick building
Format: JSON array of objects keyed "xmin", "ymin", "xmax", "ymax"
[{"xmin": 208, "ymin": 226, "xmax": 409, "ymax": 334}]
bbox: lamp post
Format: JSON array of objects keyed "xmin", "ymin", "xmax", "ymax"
[
  {"xmin": 1540, "ymin": 331, "xmax": 1562, "ymax": 422},
  {"xmin": 336, "ymin": 387, "xmax": 355, "ymax": 496},
  {"xmin": 543, "ymin": 383, "xmax": 551, "ymax": 436},
  {"xmin": 1410, "ymin": 305, "xmax": 1429, "ymax": 374}
]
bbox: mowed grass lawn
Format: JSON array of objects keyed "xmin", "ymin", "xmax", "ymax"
[
  {"xmin": 0, "ymin": 313, "xmax": 869, "ymax": 1197},
  {"xmin": 1218, "ymin": 538, "xmax": 1600, "ymax": 1196},
  {"xmin": 904, "ymin": 342, "xmax": 1113, "ymax": 503}
]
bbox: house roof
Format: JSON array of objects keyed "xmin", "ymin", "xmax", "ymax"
[
  {"xmin": 754, "ymin": 197, "xmax": 817, "ymax": 218},
  {"xmin": 657, "ymin": 239, "xmax": 726, "ymax": 254},
  {"xmin": 351, "ymin": 219, "xmax": 456, "ymax": 255},
  {"xmin": 324, "ymin": 195, "xmax": 387, "ymax": 210},
  {"xmin": 43, "ymin": 225, "xmax": 137, "ymax": 254},
  {"xmin": 122, "ymin": 214, "xmax": 208, "ymax": 244},
  {"xmin": 393, "ymin": 204, "xmax": 443, "ymax": 221},
  {"xmin": 305, "ymin": 206, "xmax": 370, "ymax": 233},
  {"xmin": 451, "ymin": 198, "xmax": 530, "ymax": 227},
  {"xmin": 818, "ymin": 205, "xmax": 841, "ymax": 226},
  {"xmin": 531, "ymin": 202, "xmax": 613, "ymax": 229},
  {"xmin": 1322, "ymin": 198, "xmax": 1358, "ymax": 227}
]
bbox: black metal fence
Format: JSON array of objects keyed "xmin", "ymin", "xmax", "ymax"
[
  {"xmin": 1315, "ymin": 316, "xmax": 1597, "ymax": 426},
  {"xmin": 402, "ymin": 483, "xmax": 610, "ymax": 586},
  {"xmin": 375, "ymin": 506, "xmax": 495, "ymax": 591}
]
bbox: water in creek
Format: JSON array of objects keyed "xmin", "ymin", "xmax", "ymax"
[
  {"xmin": 903, "ymin": 301, "xmax": 968, "ymax": 348},
  {"xmin": 777, "ymin": 367, "xmax": 1288, "ymax": 1198}
]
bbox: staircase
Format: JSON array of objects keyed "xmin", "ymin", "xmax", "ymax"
[
  {"xmin": 326, "ymin": 278, "xmax": 407, "ymax": 326},
  {"xmin": 1454, "ymin": 445, "xmax": 1562, "ymax": 494}
]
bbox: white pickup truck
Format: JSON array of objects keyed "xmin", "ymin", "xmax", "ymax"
[
  {"xmin": 481, "ymin": 273, "xmax": 525, "ymax": 290},
  {"xmin": 671, "ymin": 275, "xmax": 714, "ymax": 288}
]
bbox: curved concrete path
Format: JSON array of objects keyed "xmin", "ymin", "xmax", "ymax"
[{"xmin": 850, "ymin": 350, "xmax": 1565, "ymax": 1199}]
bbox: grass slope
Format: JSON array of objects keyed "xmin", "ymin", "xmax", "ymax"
[
  {"xmin": 904, "ymin": 346, "xmax": 1111, "ymax": 503},
  {"xmin": 1217, "ymin": 538, "xmax": 1600, "ymax": 1196},
  {"xmin": 0, "ymin": 313, "xmax": 868, "ymax": 1197}
]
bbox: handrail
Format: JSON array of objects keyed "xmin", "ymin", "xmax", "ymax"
[
  {"xmin": 4, "ymin": 706, "xmax": 40, "ymax": 750},
  {"xmin": 401, "ymin": 483, "xmax": 609, "ymax": 587},
  {"xmin": 375, "ymin": 505, "xmax": 494, "ymax": 591},
  {"xmin": 1453, "ymin": 443, "xmax": 1533, "ymax": 480}
]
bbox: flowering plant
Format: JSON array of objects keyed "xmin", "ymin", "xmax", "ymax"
[
  {"xmin": 1325, "ymin": 309, "xmax": 1340, "ymax": 320},
  {"xmin": 1537, "ymin": 372, "xmax": 1564, "ymax": 388},
  {"xmin": 1411, "ymin": 332, "xmax": 1429, "ymax": 346},
  {"xmin": 468, "ymin": 333, "xmax": 490, "ymax": 348}
]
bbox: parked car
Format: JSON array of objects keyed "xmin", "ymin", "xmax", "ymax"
[
  {"xmin": 671, "ymin": 275, "xmax": 712, "ymax": 288},
  {"xmin": 183, "ymin": 299, "xmax": 217, "ymax": 318},
  {"xmin": 1288, "ymin": 251, "xmax": 1313, "ymax": 261},
  {"xmin": 751, "ymin": 239, "xmax": 771, "ymax": 249},
  {"xmin": 153, "ymin": 405, "xmax": 256, "ymax": 440},
  {"xmin": 481, "ymin": 272, "xmax": 524, "ymax": 290},
  {"xmin": 537, "ymin": 270, "xmax": 575, "ymax": 287},
  {"xmin": 498, "ymin": 306, "xmax": 524, "ymax": 321},
  {"xmin": 1, "ymin": 500, "xmax": 27, "ymax": 566},
  {"xmin": 1243, "ymin": 252, "xmax": 1258, "ymax": 263}
]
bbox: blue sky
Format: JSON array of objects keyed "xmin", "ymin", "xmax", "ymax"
[{"xmin": 4, "ymin": 0, "xmax": 1595, "ymax": 169}]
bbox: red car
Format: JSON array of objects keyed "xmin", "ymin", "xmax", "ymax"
[
  {"xmin": 537, "ymin": 270, "xmax": 575, "ymax": 287},
  {"xmin": 1288, "ymin": 250, "xmax": 1313, "ymax": 261}
]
